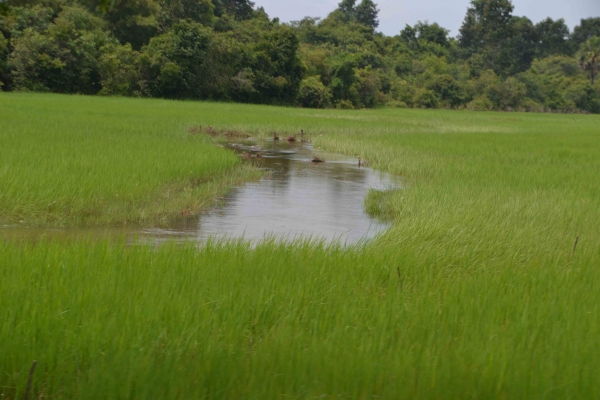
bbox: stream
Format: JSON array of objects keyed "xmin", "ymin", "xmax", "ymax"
[{"xmin": 2, "ymin": 138, "xmax": 399, "ymax": 245}]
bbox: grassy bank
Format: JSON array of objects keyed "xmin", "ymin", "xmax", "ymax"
[
  {"xmin": 1, "ymin": 92, "xmax": 600, "ymax": 399},
  {"xmin": 0, "ymin": 93, "xmax": 259, "ymax": 226}
]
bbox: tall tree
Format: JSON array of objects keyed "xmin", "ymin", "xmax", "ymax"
[
  {"xmin": 8, "ymin": 5, "xmax": 115, "ymax": 93},
  {"xmin": 336, "ymin": 0, "xmax": 356, "ymax": 22},
  {"xmin": 458, "ymin": 0, "xmax": 540, "ymax": 76},
  {"xmin": 139, "ymin": 20, "xmax": 214, "ymax": 98},
  {"xmin": 415, "ymin": 21, "xmax": 449, "ymax": 47},
  {"xmin": 251, "ymin": 26, "xmax": 304, "ymax": 103},
  {"xmin": 79, "ymin": 0, "xmax": 160, "ymax": 50},
  {"xmin": 458, "ymin": 0, "xmax": 514, "ymax": 60},
  {"xmin": 498, "ymin": 16, "xmax": 536, "ymax": 75},
  {"xmin": 0, "ymin": 31, "xmax": 7, "ymax": 89},
  {"xmin": 354, "ymin": 0, "xmax": 379, "ymax": 30},
  {"xmin": 158, "ymin": 0, "xmax": 214, "ymax": 30},
  {"xmin": 572, "ymin": 18, "xmax": 600, "ymax": 48},
  {"xmin": 399, "ymin": 24, "xmax": 417, "ymax": 44},
  {"xmin": 213, "ymin": 0, "xmax": 255, "ymax": 21},
  {"xmin": 534, "ymin": 18, "xmax": 573, "ymax": 58},
  {"xmin": 577, "ymin": 36, "xmax": 600, "ymax": 85}
]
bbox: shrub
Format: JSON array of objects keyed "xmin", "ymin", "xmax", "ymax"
[
  {"xmin": 386, "ymin": 100, "xmax": 408, "ymax": 108},
  {"xmin": 99, "ymin": 43, "xmax": 141, "ymax": 96},
  {"xmin": 297, "ymin": 75, "xmax": 331, "ymax": 108},
  {"xmin": 488, "ymin": 77, "xmax": 527, "ymax": 110},
  {"xmin": 356, "ymin": 66, "xmax": 381, "ymax": 107},
  {"xmin": 412, "ymin": 88, "xmax": 438, "ymax": 108},
  {"xmin": 520, "ymin": 98, "xmax": 545, "ymax": 113},
  {"xmin": 426, "ymin": 74, "xmax": 467, "ymax": 108},
  {"xmin": 336, "ymin": 99, "xmax": 354, "ymax": 109},
  {"xmin": 572, "ymin": 84, "xmax": 600, "ymax": 113},
  {"xmin": 390, "ymin": 78, "xmax": 413, "ymax": 105},
  {"xmin": 467, "ymin": 95, "xmax": 494, "ymax": 111}
]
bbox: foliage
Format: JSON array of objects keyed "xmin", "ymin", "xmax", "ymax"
[
  {"xmin": 0, "ymin": 0, "xmax": 598, "ymax": 112},
  {"xmin": 571, "ymin": 17, "xmax": 600, "ymax": 47},
  {"xmin": 466, "ymin": 94, "xmax": 493, "ymax": 110},
  {"xmin": 355, "ymin": 65, "xmax": 382, "ymax": 107},
  {"xmin": 8, "ymin": 5, "xmax": 115, "ymax": 93},
  {"xmin": 336, "ymin": 0, "xmax": 355, "ymax": 22},
  {"xmin": 354, "ymin": 0, "xmax": 379, "ymax": 30},
  {"xmin": 426, "ymin": 73, "xmax": 467, "ymax": 108},
  {"xmin": 157, "ymin": 0, "xmax": 214, "ymax": 31},
  {"xmin": 458, "ymin": 0, "xmax": 514, "ymax": 61},
  {"xmin": 487, "ymin": 76, "xmax": 527, "ymax": 110},
  {"xmin": 498, "ymin": 16, "xmax": 536, "ymax": 76},
  {"xmin": 415, "ymin": 21, "xmax": 450, "ymax": 47},
  {"xmin": 534, "ymin": 17, "xmax": 573, "ymax": 58},
  {"xmin": 138, "ymin": 20, "xmax": 215, "ymax": 98},
  {"xmin": 412, "ymin": 87, "xmax": 438, "ymax": 108},
  {"xmin": 332, "ymin": 0, "xmax": 379, "ymax": 31},
  {"xmin": 78, "ymin": 0, "xmax": 160, "ymax": 50},
  {"xmin": 519, "ymin": 55, "xmax": 595, "ymax": 112},
  {"xmin": 0, "ymin": 4, "xmax": 54, "ymax": 38},
  {"xmin": 577, "ymin": 36, "xmax": 600, "ymax": 85},
  {"xmin": 297, "ymin": 75, "xmax": 331, "ymax": 108},
  {"xmin": 99, "ymin": 42, "xmax": 140, "ymax": 95},
  {"xmin": 250, "ymin": 25, "xmax": 304, "ymax": 104},
  {"xmin": 0, "ymin": 31, "xmax": 7, "ymax": 87},
  {"xmin": 213, "ymin": 0, "xmax": 255, "ymax": 21}
]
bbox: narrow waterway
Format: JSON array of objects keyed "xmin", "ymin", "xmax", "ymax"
[
  {"xmin": 145, "ymin": 138, "xmax": 398, "ymax": 244},
  {"xmin": 2, "ymin": 139, "xmax": 399, "ymax": 244}
]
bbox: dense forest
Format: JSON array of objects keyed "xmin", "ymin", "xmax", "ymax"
[{"xmin": 1, "ymin": 0, "xmax": 599, "ymax": 112}]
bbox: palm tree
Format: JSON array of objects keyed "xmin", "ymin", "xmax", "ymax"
[{"xmin": 577, "ymin": 36, "xmax": 600, "ymax": 85}]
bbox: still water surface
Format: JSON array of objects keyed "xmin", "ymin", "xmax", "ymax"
[
  {"xmin": 146, "ymin": 139, "xmax": 398, "ymax": 244},
  {"xmin": 2, "ymin": 139, "xmax": 398, "ymax": 244}
]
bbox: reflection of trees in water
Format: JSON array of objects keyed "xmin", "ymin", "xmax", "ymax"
[
  {"xmin": 324, "ymin": 164, "xmax": 374, "ymax": 224},
  {"xmin": 263, "ymin": 142, "xmax": 379, "ymax": 208},
  {"xmin": 324, "ymin": 162, "xmax": 369, "ymax": 183},
  {"xmin": 172, "ymin": 214, "xmax": 201, "ymax": 232},
  {"xmin": 6, "ymin": 139, "xmax": 396, "ymax": 244},
  {"xmin": 193, "ymin": 139, "xmax": 394, "ymax": 242},
  {"xmin": 261, "ymin": 140, "xmax": 293, "ymax": 194}
]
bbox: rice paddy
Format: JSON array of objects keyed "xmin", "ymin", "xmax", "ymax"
[
  {"xmin": 1, "ymin": 92, "xmax": 600, "ymax": 399},
  {"xmin": 0, "ymin": 94, "xmax": 259, "ymax": 226}
]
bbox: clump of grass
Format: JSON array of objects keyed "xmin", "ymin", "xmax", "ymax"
[{"xmin": 364, "ymin": 187, "xmax": 400, "ymax": 220}]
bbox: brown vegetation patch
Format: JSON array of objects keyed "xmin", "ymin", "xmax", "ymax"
[{"xmin": 188, "ymin": 125, "xmax": 251, "ymax": 138}]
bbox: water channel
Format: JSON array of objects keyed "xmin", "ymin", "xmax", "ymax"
[{"xmin": 2, "ymin": 139, "xmax": 399, "ymax": 244}]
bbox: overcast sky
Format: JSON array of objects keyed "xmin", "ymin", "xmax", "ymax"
[{"xmin": 254, "ymin": 0, "xmax": 600, "ymax": 37}]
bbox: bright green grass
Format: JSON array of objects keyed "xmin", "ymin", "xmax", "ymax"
[
  {"xmin": 2, "ymin": 240, "xmax": 599, "ymax": 399},
  {"xmin": 1, "ymin": 92, "xmax": 600, "ymax": 399},
  {"xmin": 0, "ymin": 93, "xmax": 259, "ymax": 226}
]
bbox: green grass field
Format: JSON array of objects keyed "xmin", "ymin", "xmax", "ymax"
[
  {"xmin": 0, "ymin": 94, "xmax": 260, "ymax": 226},
  {"xmin": 1, "ymin": 92, "xmax": 600, "ymax": 399}
]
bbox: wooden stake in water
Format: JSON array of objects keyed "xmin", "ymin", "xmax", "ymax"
[
  {"xmin": 23, "ymin": 360, "xmax": 37, "ymax": 400},
  {"xmin": 573, "ymin": 235, "xmax": 579, "ymax": 256}
]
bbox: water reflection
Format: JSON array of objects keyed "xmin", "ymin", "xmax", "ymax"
[
  {"xmin": 146, "ymin": 139, "xmax": 399, "ymax": 244},
  {"xmin": 1, "ymin": 139, "xmax": 399, "ymax": 245}
]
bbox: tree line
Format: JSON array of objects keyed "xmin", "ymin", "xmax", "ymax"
[{"xmin": 1, "ymin": 0, "xmax": 599, "ymax": 113}]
